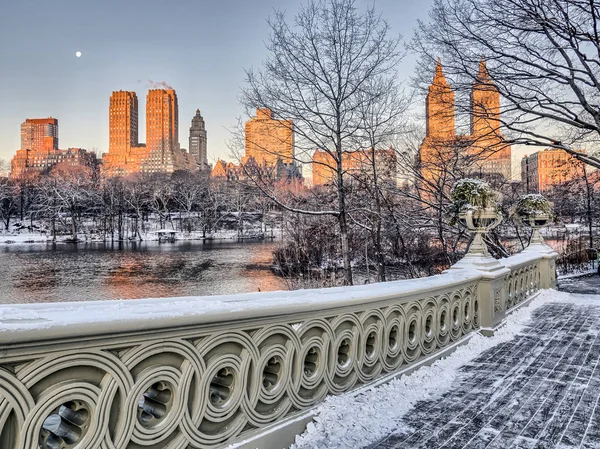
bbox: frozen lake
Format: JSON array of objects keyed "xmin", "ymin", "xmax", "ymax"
[{"xmin": 0, "ymin": 240, "xmax": 287, "ymax": 304}]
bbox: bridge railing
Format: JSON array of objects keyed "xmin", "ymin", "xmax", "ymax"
[{"xmin": 0, "ymin": 245, "xmax": 557, "ymax": 449}]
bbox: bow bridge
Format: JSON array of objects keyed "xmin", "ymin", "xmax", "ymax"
[{"xmin": 0, "ymin": 234, "xmax": 557, "ymax": 449}]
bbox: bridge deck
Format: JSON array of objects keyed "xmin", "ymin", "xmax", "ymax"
[{"xmin": 368, "ymin": 301, "xmax": 600, "ymax": 449}]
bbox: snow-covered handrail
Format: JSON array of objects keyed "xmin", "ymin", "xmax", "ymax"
[{"xmin": 0, "ymin": 247, "xmax": 557, "ymax": 449}]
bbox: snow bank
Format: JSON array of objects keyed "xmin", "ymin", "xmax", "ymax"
[
  {"xmin": 0, "ymin": 233, "xmax": 50, "ymax": 244},
  {"xmin": 290, "ymin": 289, "xmax": 594, "ymax": 449}
]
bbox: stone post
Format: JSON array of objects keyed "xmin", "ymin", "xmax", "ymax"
[
  {"xmin": 520, "ymin": 213, "xmax": 558, "ymax": 289},
  {"xmin": 524, "ymin": 242, "xmax": 558, "ymax": 289},
  {"xmin": 446, "ymin": 208, "xmax": 510, "ymax": 333}
]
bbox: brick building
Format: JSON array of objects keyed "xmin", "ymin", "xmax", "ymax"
[
  {"xmin": 11, "ymin": 117, "xmax": 98, "ymax": 179},
  {"xmin": 11, "ymin": 147, "xmax": 98, "ymax": 180},
  {"xmin": 102, "ymin": 91, "xmax": 147, "ymax": 177},
  {"xmin": 418, "ymin": 60, "xmax": 512, "ymax": 183},
  {"xmin": 211, "ymin": 156, "xmax": 301, "ymax": 183},
  {"xmin": 20, "ymin": 117, "xmax": 59, "ymax": 153},
  {"xmin": 311, "ymin": 148, "xmax": 397, "ymax": 186},
  {"xmin": 521, "ymin": 149, "xmax": 585, "ymax": 193}
]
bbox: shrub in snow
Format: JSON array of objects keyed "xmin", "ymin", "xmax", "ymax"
[
  {"xmin": 448, "ymin": 178, "xmax": 497, "ymax": 225},
  {"xmin": 514, "ymin": 194, "xmax": 553, "ymax": 220}
]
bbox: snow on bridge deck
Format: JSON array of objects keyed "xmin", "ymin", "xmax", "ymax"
[{"xmin": 291, "ymin": 290, "xmax": 600, "ymax": 449}]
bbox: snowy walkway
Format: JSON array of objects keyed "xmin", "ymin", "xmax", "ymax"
[
  {"xmin": 368, "ymin": 300, "xmax": 600, "ymax": 449},
  {"xmin": 291, "ymin": 291, "xmax": 600, "ymax": 449}
]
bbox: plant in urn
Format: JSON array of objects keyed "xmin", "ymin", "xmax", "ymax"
[
  {"xmin": 449, "ymin": 179, "xmax": 501, "ymax": 257},
  {"xmin": 513, "ymin": 194, "xmax": 553, "ymax": 245}
]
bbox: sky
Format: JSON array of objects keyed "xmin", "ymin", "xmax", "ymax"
[{"xmin": 0, "ymin": 0, "xmax": 436, "ymax": 168}]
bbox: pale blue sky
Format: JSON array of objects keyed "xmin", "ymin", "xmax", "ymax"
[{"xmin": 0, "ymin": 0, "xmax": 434, "ymax": 165}]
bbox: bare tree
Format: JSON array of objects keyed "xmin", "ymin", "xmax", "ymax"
[
  {"xmin": 171, "ymin": 171, "xmax": 208, "ymax": 233},
  {"xmin": 0, "ymin": 177, "xmax": 18, "ymax": 231},
  {"xmin": 35, "ymin": 165, "xmax": 96, "ymax": 241},
  {"xmin": 412, "ymin": 0, "xmax": 600, "ymax": 168},
  {"xmin": 241, "ymin": 0, "xmax": 403, "ymax": 285}
]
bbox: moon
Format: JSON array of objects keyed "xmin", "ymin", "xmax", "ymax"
[{"xmin": 76, "ymin": 51, "xmax": 82, "ymax": 58}]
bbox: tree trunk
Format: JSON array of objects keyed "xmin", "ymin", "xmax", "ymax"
[
  {"xmin": 70, "ymin": 208, "xmax": 78, "ymax": 241},
  {"xmin": 336, "ymin": 154, "xmax": 353, "ymax": 286},
  {"xmin": 583, "ymin": 165, "xmax": 594, "ymax": 251}
]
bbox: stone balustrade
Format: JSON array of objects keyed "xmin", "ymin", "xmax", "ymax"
[{"xmin": 0, "ymin": 245, "xmax": 557, "ymax": 449}]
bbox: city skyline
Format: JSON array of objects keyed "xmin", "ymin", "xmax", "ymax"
[{"xmin": 0, "ymin": 0, "xmax": 432, "ymax": 165}]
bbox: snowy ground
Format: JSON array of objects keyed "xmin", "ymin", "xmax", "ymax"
[
  {"xmin": 558, "ymin": 273, "xmax": 600, "ymax": 295},
  {"xmin": 291, "ymin": 290, "xmax": 600, "ymax": 449}
]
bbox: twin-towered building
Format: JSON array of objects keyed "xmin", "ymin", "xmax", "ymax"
[
  {"xmin": 419, "ymin": 59, "xmax": 512, "ymax": 183},
  {"xmin": 10, "ymin": 89, "xmax": 209, "ymax": 180},
  {"xmin": 102, "ymin": 89, "xmax": 205, "ymax": 177}
]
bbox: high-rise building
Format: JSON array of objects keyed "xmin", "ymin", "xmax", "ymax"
[
  {"xmin": 20, "ymin": 118, "xmax": 59, "ymax": 153},
  {"xmin": 189, "ymin": 109, "xmax": 208, "ymax": 169},
  {"xmin": 211, "ymin": 108, "xmax": 299, "ymax": 182},
  {"xmin": 521, "ymin": 149, "xmax": 585, "ymax": 193},
  {"xmin": 101, "ymin": 88, "xmax": 197, "ymax": 176},
  {"xmin": 102, "ymin": 91, "xmax": 147, "ymax": 177},
  {"xmin": 467, "ymin": 61, "xmax": 511, "ymax": 180},
  {"xmin": 425, "ymin": 60, "xmax": 455, "ymax": 140},
  {"xmin": 418, "ymin": 59, "xmax": 512, "ymax": 183},
  {"xmin": 109, "ymin": 91, "xmax": 139, "ymax": 153},
  {"xmin": 142, "ymin": 89, "xmax": 183, "ymax": 173},
  {"xmin": 245, "ymin": 108, "xmax": 294, "ymax": 165}
]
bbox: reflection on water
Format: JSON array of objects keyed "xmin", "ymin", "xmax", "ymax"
[{"xmin": 0, "ymin": 241, "xmax": 287, "ymax": 304}]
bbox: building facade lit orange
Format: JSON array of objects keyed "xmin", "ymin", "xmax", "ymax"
[
  {"xmin": 211, "ymin": 155, "xmax": 302, "ymax": 182},
  {"xmin": 11, "ymin": 147, "xmax": 98, "ymax": 180},
  {"xmin": 418, "ymin": 59, "xmax": 512, "ymax": 183},
  {"xmin": 521, "ymin": 149, "xmax": 585, "ymax": 193},
  {"xmin": 20, "ymin": 117, "xmax": 59, "ymax": 153},
  {"xmin": 102, "ymin": 89, "xmax": 197, "ymax": 177},
  {"xmin": 311, "ymin": 148, "xmax": 397, "ymax": 186},
  {"xmin": 11, "ymin": 117, "xmax": 97, "ymax": 179},
  {"xmin": 102, "ymin": 91, "xmax": 146, "ymax": 177},
  {"xmin": 245, "ymin": 108, "xmax": 294, "ymax": 165}
]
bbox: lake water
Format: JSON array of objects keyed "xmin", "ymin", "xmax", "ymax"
[{"xmin": 0, "ymin": 241, "xmax": 288, "ymax": 304}]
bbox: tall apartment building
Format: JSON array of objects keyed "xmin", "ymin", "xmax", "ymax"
[
  {"xmin": 102, "ymin": 91, "xmax": 147, "ymax": 177},
  {"xmin": 11, "ymin": 117, "xmax": 97, "ymax": 179},
  {"xmin": 189, "ymin": 109, "xmax": 208, "ymax": 170},
  {"xmin": 141, "ymin": 89, "xmax": 191, "ymax": 173},
  {"xmin": 211, "ymin": 108, "xmax": 299, "ymax": 182},
  {"xmin": 102, "ymin": 88, "xmax": 196, "ymax": 177},
  {"xmin": 521, "ymin": 149, "xmax": 585, "ymax": 193},
  {"xmin": 418, "ymin": 60, "xmax": 512, "ymax": 183},
  {"xmin": 245, "ymin": 108, "xmax": 294, "ymax": 165},
  {"xmin": 109, "ymin": 91, "xmax": 139, "ymax": 152},
  {"xmin": 20, "ymin": 118, "xmax": 59, "ymax": 153}
]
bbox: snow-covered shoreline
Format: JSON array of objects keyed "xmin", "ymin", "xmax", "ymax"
[{"xmin": 0, "ymin": 230, "xmax": 274, "ymax": 245}]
